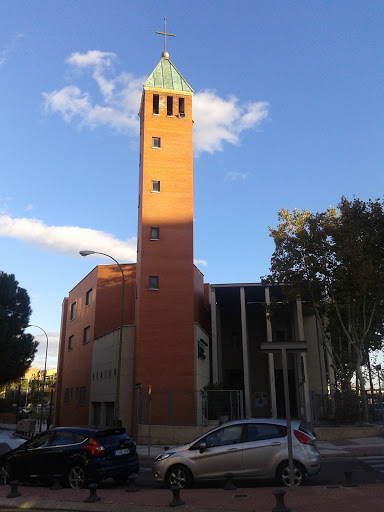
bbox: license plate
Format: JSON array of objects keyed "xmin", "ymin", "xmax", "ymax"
[{"xmin": 115, "ymin": 448, "xmax": 130, "ymax": 456}]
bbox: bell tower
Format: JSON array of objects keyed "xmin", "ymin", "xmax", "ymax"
[{"xmin": 134, "ymin": 21, "xmax": 195, "ymax": 424}]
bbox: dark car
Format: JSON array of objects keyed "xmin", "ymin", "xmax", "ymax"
[{"xmin": 0, "ymin": 427, "xmax": 139, "ymax": 489}]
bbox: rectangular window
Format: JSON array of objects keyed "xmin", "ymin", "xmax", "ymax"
[
  {"xmin": 70, "ymin": 302, "xmax": 76, "ymax": 320},
  {"xmin": 68, "ymin": 335, "xmax": 74, "ymax": 351},
  {"xmin": 149, "ymin": 275, "xmax": 159, "ymax": 290},
  {"xmin": 167, "ymin": 96, "xmax": 173, "ymax": 116},
  {"xmin": 79, "ymin": 386, "xmax": 86, "ymax": 405},
  {"xmin": 86, "ymin": 288, "xmax": 92, "ymax": 306},
  {"xmin": 151, "ymin": 180, "xmax": 160, "ymax": 193},
  {"xmin": 152, "ymin": 137, "xmax": 161, "ymax": 148},
  {"xmin": 63, "ymin": 388, "xmax": 70, "ymax": 404},
  {"xmin": 153, "ymin": 94, "xmax": 159, "ymax": 115},
  {"xmin": 179, "ymin": 97, "xmax": 185, "ymax": 118},
  {"xmin": 83, "ymin": 326, "xmax": 90, "ymax": 344},
  {"xmin": 150, "ymin": 227, "xmax": 160, "ymax": 240}
]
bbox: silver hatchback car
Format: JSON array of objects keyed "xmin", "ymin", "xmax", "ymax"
[{"xmin": 153, "ymin": 419, "xmax": 320, "ymax": 488}]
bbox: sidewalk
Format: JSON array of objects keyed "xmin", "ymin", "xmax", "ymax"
[{"xmin": 1, "ymin": 480, "xmax": 384, "ymax": 512}]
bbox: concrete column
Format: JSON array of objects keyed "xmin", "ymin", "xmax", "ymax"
[
  {"xmin": 240, "ymin": 287, "xmax": 251, "ymax": 418},
  {"xmin": 296, "ymin": 298, "xmax": 311, "ymax": 423},
  {"xmin": 265, "ymin": 287, "xmax": 277, "ymax": 418},
  {"xmin": 210, "ymin": 287, "xmax": 219, "ymax": 384}
]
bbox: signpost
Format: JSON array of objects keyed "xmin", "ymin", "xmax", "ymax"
[{"xmin": 261, "ymin": 341, "xmax": 307, "ymax": 488}]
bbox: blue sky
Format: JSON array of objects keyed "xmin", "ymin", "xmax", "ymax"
[{"xmin": 1, "ymin": 1, "xmax": 383, "ymax": 370}]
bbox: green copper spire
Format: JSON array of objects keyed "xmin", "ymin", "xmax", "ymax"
[
  {"xmin": 143, "ymin": 18, "xmax": 193, "ymax": 93},
  {"xmin": 144, "ymin": 58, "xmax": 193, "ymax": 93}
]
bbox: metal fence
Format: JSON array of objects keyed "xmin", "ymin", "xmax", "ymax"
[{"xmin": 136, "ymin": 389, "xmax": 244, "ymax": 427}]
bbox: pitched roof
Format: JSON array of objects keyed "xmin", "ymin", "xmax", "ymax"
[{"xmin": 144, "ymin": 58, "xmax": 193, "ymax": 93}]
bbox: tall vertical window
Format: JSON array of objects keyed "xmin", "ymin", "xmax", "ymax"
[
  {"xmin": 151, "ymin": 180, "xmax": 160, "ymax": 192},
  {"xmin": 70, "ymin": 302, "xmax": 76, "ymax": 320},
  {"xmin": 150, "ymin": 227, "xmax": 160, "ymax": 240},
  {"xmin": 68, "ymin": 335, "xmax": 74, "ymax": 350},
  {"xmin": 86, "ymin": 289, "xmax": 92, "ymax": 306},
  {"xmin": 167, "ymin": 96, "xmax": 173, "ymax": 116},
  {"xmin": 79, "ymin": 386, "xmax": 86, "ymax": 405},
  {"xmin": 83, "ymin": 326, "xmax": 90, "ymax": 344},
  {"xmin": 149, "ymin": 276, "xmax": 159, "ymax": 290},
  {"xmin": 179, "ymin": 97, "xmax": 185, "ymax": 118},
  {"xmin": 153, "ymin": 94, "xmax": 159, "ymax": 115},
  {"xmin": 152, "ymin": 137, "xmax": 161, "ymax": 148},
  {"xmin": 64, "ymin": 388, "xmax": 70, "ymax": 404}
]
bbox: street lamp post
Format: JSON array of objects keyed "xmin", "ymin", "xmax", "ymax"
[
  {"xmin": 375, "ymin": 364, "xmax": 383, "ymax": 423},
  {"xmin": 28, "ymin": 325, "xmax": 49, "ymax": 432},
  {"xmin": 80, "ymin": 250, "xmax": 125, "ymax": 427}
]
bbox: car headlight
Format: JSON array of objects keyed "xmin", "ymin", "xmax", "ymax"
[{"xmin": 155, "ymin": 452, "xmax": 175, "ymax": 462}]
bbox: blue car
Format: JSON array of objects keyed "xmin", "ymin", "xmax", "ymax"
[{"xmin": 0, "ymin": 427, "xmax": 139, "ymax": 489}]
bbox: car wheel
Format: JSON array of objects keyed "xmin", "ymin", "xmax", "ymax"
[
  {"xmin": 277, "ymin": 461, "xmax": 306, "ymax": 487},
  {"xmin": 166, "ymin": 464, "xmax": 193, "ymax": 489},
  {"xmin": 0, "ymin": 462, "xmax": 11, "ymax": 486},
  {"xmin": 68, "ymin": 464, "xmax": 87, "ymax": 489}
]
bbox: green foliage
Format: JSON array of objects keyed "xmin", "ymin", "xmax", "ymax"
[
  {"xmin": 0, "ymin": 271, "xmax": 38, "ymax": 386},
  {"xmin": 264, "ymin": 197, "xmax": 384, "ymax": 396}
]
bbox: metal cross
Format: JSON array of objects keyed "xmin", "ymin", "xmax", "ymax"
[{"xmin": 155, "ymin": 18, "xmax": 175, "ymax": 54}]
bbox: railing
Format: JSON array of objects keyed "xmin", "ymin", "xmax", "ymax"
[{"xmin": 136, "ymin": 389, "xmax": 244, "ymax": 427}]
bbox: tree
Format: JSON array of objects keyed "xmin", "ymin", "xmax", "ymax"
[
  {"xmin": 0, "ymin": 271, "xmax": 38, "ymax": 385},
  {"xmin": 264, "ymin": 197, "xmax": 384, "ymax": 421}
]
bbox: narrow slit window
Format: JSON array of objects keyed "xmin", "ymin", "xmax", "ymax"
[
  {"xmin": 86, "ymin": 288, "xmax": 92, "ymax": 306},
  {"xmin": 153, "ymin": 94, "xmax": 159, "ymax": 115},
  {"xmin": 179, "ymin": 97, "xmax": 185, "ymax": 118},
  {"xmin": 152, "ymin": 137, "xmax": 161, "ymax": 148},
  {"xmin": 149, "ymin": 276, "xmax": 159, "ymax": 290},
  {"xmin": 151, "ymin": 180, "xmax": 160, "ymax": 192},
  {"xmin": 167, "ymin": 96, "xmax": 173, "ymax": 116},
  {"xmin": 150, "ymin": 227, "xmax": 160, "ymax": 240},
  {"xmin": 83, "ymin": 326, "xmax": 90, "ymax": 344}
]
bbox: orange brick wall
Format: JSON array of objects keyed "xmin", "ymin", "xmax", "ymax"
[
  {"xmin": 135, "ymin": 87, "xmax": 195, "ymax": 424},
  {"xmin": 57, "ymin": 264, "xmax": 136, "ymax": 426}
]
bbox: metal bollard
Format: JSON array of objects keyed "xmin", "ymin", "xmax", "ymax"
[
  {"xmin": 125, "ymin": 473, "xmax": 138, "ymax": 492},
  {"xmin": 169, "ymin": 484, "xmax": 185, "ymax": 507},
  {"xmin": 223, "ymin": 472, "xmax": 237, "ymax": 490},
  {"xmin": 7, "ymin": 480, "xmax": 21, "ymax": 499},
  {"xmin": 343, "ymin": 471, "xmax": 357, "ymax": 487},
  {"xmin": 50, "ymin": 474, "xmax": 63, "ymax": 490},
  {"xmin": 83, "ymin": 482, "xmax": 101, "ymax": 503},
  {"xmin": 272, "ymin": 488, "xmax": 290, "ymax": 512}
]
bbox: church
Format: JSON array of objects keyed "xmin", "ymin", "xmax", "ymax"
[{"xmin": 55, "ymin": 26, "xmax": 331, "ymax": 441}]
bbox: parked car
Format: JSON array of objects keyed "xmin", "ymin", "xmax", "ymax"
[
  {"xmin": 153, "ymin": 419, "xmax": 320, "ymax": 488},
  {"xmin": 0, "ymin": 427, "xmax": 139, "ymax": 489}
]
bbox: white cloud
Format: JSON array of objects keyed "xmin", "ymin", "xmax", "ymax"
[
  {"xmin": 193, "ymin": 91, "xmax": 268, "ymax": 154},
  {"xmin": 0, "ymin": 215, "xmax": 137, "ymax": 262},
  {"xmin": 43, "ymin": 51, "xmax": 269, "ymax": 153},
  {"xmin": 0, "ymin": 33, "xmax": 25, "ymax": 66},
  {"xmin": 225, "ymin": 171, "xmax": 251, "ymax": 182},
  {"xmin": 194, "ymin": 259, "xmax": 208, "ymax": 268},
  {"xmin": 27, "ymin": 330, "xmax": 60, "ymax": 370}
]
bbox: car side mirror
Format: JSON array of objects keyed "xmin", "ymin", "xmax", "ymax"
[{"xmin": 199, "ymin": 442, "xmax": 207, "ymax": 454}]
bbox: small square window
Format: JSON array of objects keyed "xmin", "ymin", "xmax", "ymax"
[
  {"xmin": 83, "ymin": 326, "xmax": 90, "ymax": 344},
  {"xmin": 150, "ymin": 227, "xmax": 160, "ymax": 240},
  {"xmin": 149, "ymin": 276, "xmax": 159, "ymax": 290},
  {"xmin": 153, "ymin": 94, "xmax": 159, "ymax": 115},
  {"xmin": 152, "ymin": 137, "xmax": 161, "ymax": 148},
  {"xmin": 70, "ymin": 302, "xmax": 76, "ymax": 320},
  {"xmin": 167, "ymin": 96, "xmax": 173, "ymax": 116},
  {"xmin": 151, "ymin": 180, "xmax": 160, "ymax": 193},
  {"xmin": 86, "ymin": 289, "xmax": 92, "ymax": 306},
  {"xmin": 68, "ymin": 335, "xmax": 74, "ymax": 351}
]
